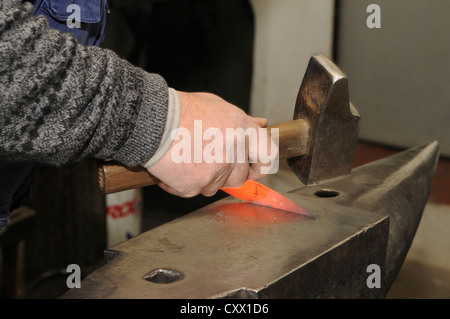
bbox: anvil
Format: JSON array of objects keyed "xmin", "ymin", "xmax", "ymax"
[
  {"xmin": 61, "ymin": 141, "xmax": 439, "ymax": 298},
  {"xmin": 63, "ymin": 54, "xmax": 439, "ymax": 299}
]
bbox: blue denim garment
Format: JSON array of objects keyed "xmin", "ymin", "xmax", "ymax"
[
  {"xmin": 33, "ymin": 0, "xmax": 109, "ymax": 46},
  {"xmin": 0, "ymin": 0, "xmax": 109, "ymax": 232}
]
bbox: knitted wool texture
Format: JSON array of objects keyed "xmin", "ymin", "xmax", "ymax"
[{"xmin": 0, "ymin": 0, "xmax": 169, "ymax": 167}]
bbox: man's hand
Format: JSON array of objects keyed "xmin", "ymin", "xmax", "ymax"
[{"xmin": 146, "ymin": 91, "xmax": 278, "ymax": 198}]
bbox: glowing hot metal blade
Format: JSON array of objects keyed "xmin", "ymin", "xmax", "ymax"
[{"xmin": 221, "ymin": 180, "xmax": 313, "ymax": 217}]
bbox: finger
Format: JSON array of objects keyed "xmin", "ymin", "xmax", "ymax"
[
  {"xmin": 220, "ymin": 162, "xmax": 249, "ymax": 189},
  {"xmin": 157, "ymin": 182, "xmax": 199, "ymax": 198},
  {"xmin": 199, "ymin": 173, "xmax": 227, "ymax": 197},
  {"xmin": 200, "ymin": 164, "xmax": 235, "ymax": 197},
  {"xmin": 249, "ymin": 116, "xmax": 268, "ymax": 128}
]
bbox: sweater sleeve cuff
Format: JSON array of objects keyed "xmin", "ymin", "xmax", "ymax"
[{"xmin": 141, "ymin": 88, "xmax": 181, "ymax": 168}]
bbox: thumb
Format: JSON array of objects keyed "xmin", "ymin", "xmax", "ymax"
[{"xmin": 247, "ymin": 125, "xmax": 279, "ymax": 180}]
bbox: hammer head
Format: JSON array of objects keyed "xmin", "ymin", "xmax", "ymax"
[{"xmin": 288, "ymin": 54, "xmax": 360, "ymax": 185}]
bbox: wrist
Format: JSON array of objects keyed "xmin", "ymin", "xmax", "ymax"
[{"xmin": 141, "ymin": 88, "xmax": 181, "ymax": 168}]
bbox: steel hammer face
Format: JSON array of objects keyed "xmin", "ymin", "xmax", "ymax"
[{"xmin": 288, "ymin": 54, "xmax": 361, "ymax": 185}]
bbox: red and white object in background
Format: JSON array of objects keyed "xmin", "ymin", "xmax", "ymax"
[{"xmin": 105, "ymin": 188, "xmax": 143, "ymax": 247}]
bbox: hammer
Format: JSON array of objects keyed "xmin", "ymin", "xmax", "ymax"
[{"xmin": 98, "ymin": 54, "xmax": 360, "ymax": 194}]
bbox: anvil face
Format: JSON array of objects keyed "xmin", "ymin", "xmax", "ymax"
[
  {"xmin": 62, "ymin": 142, "xmax": 438, "ymax": 299},
  {"xmin": 64, "ymin": 197, "xmax": 388, "ymax": 299}
]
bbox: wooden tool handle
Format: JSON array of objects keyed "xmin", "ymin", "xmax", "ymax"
[
  {"xmin": 270, "ymin": 118, "xmax": 309, "ymax": 159},
  {"xmin": 99, "ymin": 119, "xmax": 309, "ymax": 194},
  {"xmin": 98, "ymin": 163, "xmax": 160, "ymax": 194}
]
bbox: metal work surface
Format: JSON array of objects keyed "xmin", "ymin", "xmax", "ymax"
[
  {"xmin": 63, "ymin": 197, "xmax": 387, "ymax": 299},
  {"xmin": 62, "ymin": 141, "xmax": 439, "ymax": 299}
]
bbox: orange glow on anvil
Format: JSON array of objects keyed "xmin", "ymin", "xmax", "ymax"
[{"xmin": 211, "ymin": 202, "xmax": 308, "ymax": 224}]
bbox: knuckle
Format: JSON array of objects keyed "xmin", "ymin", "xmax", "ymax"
[
  {"xmin": 180, "ymin": 189, "xmax": 200, "ymax": 198},
  {"xmin": 174, "ymin": 184, "xmax": 200, "ymax": 198},
  {"xmin": 201, "ymin": 188, "xmax": 219, "ymax": 197}
]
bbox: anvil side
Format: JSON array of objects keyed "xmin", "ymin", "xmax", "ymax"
[{"xmin": 62, "ymin": 141, "xmax": 439, "ymax": 299}]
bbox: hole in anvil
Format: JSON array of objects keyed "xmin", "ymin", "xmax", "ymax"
[
  {"xmin": 144, "ymin": 268, "xmax": 184, "ymax": 284},
  {"xmin": 314, "ymin": 189, "xmax": 340, "ymax": 198}
]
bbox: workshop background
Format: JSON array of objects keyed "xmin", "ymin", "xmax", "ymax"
[{"xmin": 0, "ymin": 0, "xmax": 448, "ymax": 299}]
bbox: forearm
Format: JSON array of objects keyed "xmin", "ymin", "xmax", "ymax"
[{"xmin": 0, "ymin": 1, "xmax": 169, "ymax": 167}]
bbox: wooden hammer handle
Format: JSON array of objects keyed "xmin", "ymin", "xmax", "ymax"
[
  {"xmin": 98, "ymin": 163, "xmax": 160, "ymax": 194},
  {"xmin": 99, "ymin": 119, "xmax": 309, "ymax": 194}
]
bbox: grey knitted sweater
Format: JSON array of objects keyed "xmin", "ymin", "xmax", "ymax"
[{"xmin": 0, "ymin": 0, "xmax": 169, "ymax": 167}]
